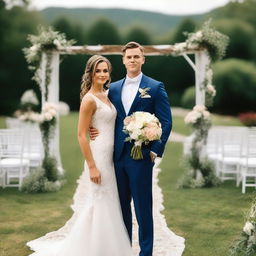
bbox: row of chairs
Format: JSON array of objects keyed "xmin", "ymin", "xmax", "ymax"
[
  {"xmin": 0, "ymin": 118, "xmax": 44, "ymax": 189},
  {"xmin": 184, "ymin": 126, "xmax": 256, "ymax": 193}
]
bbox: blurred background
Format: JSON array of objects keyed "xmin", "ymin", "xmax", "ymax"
[{"xmin": 1, "ymin": 0, "xmax": 256, "ymax": 116}]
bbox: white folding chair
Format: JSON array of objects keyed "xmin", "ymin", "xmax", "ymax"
[
  {"xmin": 0, "ymin": 129, "xmax": 30, "ymax": 189},
  {"xmin": 238, "ymin": 128, "xmax": 256, "ymax": 193},
  {"xmin": 22, "ymin": 123, "xmax": 44, "ymax": 168},
  {"xmin": 217, "ymin": 127, "xmax": 247, "ymax": 182},
  {"xmin": 206, "ymin": 127, "xmax": 225, "ymax": 176}
]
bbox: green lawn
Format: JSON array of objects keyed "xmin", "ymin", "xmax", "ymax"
[
  {"xmin": 0, "ymin": 112, "xmax": 252, "ymax": 256},
  {"xmin": 173, "ymin": 113, "xmax": 242, "ymax": 136}
]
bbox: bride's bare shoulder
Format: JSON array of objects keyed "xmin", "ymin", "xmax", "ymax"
[{"xmin": 80, "ymin": 94, "xmax": 96, "ymax": 110}]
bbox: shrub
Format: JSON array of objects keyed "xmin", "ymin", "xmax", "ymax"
[
  {"xmin": 21, "ymin": 168, "xmax": 66, "ymax": 193},
  {"xmin": 181, "ymin": 86, "xmax": 195, "ymax": 109},
  {"xmin": 212, "ymin": 59, "xmax": 256, "ymax": 115}
]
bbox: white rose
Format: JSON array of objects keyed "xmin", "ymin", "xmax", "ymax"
[
  {"xmin": 130, "ymin": 129, "xmax": 141, "ymax": 140},
  {"xmin": 58, "ymin": 101, "xmax": 70, "ymax": 115},
  {"xmin": 53, "ymin": 39, "xmax": 61, "ymax": 48},
  {"xmin": 193, "ymin": 105, "xmax": 206, "ymax": 113},
  {"xmin": 195, "ymin": 31, "xmax": 203, "ymax": 40},
  {"xmin": 48, "ymin": 109, "xmax": 57, "ymax": 117},
  {"xmin": 243, "ymin": 221, "xmax": 255, "ymax": 236},
  {"xmin": 21, "ymin": 90, "xmax": 39, "ymax": 105},
  {"xmin": 184, "ymin": 111, "xmax": 201, "ymax": 124},
  {"xmin": 44, "ymin": 112, "xmax": 53, "ymax": 121},
  {"xmin": 207, "ymin": 84, "xmax": 216, "ymax": 97},
  {"xmin": 30, "ymin": 44, "xmax": 40, "ymax": 52}
]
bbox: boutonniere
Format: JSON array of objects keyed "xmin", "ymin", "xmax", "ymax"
[{"xmin": 139, "ymin": 87, "xmax": 151, "ymax": 98}]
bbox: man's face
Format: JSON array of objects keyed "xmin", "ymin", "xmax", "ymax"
[{"xmin": 122, "ymin": 47, "xmax": 145, "ymax": 75}]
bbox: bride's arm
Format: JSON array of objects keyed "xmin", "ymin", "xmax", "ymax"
[{"xmin": 77, "ymin": 96, "xmax": 101, "ymax": 184}]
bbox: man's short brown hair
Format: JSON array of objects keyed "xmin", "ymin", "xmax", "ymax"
[{"xmin": 122, "ymin": 41, "xmax": 144, "ymax": 56}]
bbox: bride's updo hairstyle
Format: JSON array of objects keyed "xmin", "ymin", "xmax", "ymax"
[{"xmin": 80, "ymin": 55, "xmax": 112, "ymax": 101}]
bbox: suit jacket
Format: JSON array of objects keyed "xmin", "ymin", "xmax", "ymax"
[{"xmin": 108, "ymin": 74, "xmax": 172, "ymax": 162}]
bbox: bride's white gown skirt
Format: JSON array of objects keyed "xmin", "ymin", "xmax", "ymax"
[{"xmin": 26, "ymin": 95, "xmax": 134, "ymax": 256}]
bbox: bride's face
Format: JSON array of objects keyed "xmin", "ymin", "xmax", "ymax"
[{"xmin": 92, "ymin": 61, "xmax": 110, "ymax": 86}]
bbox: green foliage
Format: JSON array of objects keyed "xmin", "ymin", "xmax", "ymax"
[
  {"xmin": 181, "ymin": 86, "xmax": 195, "ymax": 109},
  {"xmin": 87, "ymin": 18, "xmax": 121, "ymax": 44},
  {"xmin": 42, "ymin": 156, "xmax": 59, "ymax": 182},
  {"xmin": 213, "ymin": 18, "xmax": 255, "ymax": 60},
  {"xmin": 210, "ymin": 0, "xmax": 256, "ymax": 28},
  {"xmin": 53, "ymin": 16, "xmax": 86, "ymax": 44},
  {"xmin": 200, "ymin": 158, "xmax": 221, "ymax": 187},
  {"xmin": 21, "ymin": 168, "xmax": 47, "ymax": 193},
  {"xmin": 21, "ymin": 167, "xmax": 65, "ymax": 193},
  {"xmin": 41, "ymin": 7, "xmax": 189, "ymax": 39},
  {"xmin": 0, "ymin": 4, "xmax": 43, "ymax": 115},
  {"xmin": 171, "ymin": 18, "xmax": 197, "ymax": 43},
  {"xmin": 186, "ymin": 19, "xmax": 229, "ymax": 61},
  {"xmin": 178, "ymin": 170, "xmax": 205, "ymax": 189},
  {"xmin": 213, "ymin": 59, "xmax": 256, "ymax": 115}
]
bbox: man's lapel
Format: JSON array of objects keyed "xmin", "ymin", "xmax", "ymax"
[
  {"xmin": 116, "ymin": 78, "xmax": 126, "ymax": 117},
  {"xmin": 128, "ymin": 74, "xmax": 149, "ymax": 116}
]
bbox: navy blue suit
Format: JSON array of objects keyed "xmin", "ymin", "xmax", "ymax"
[{"xmin": 108, "ymin": 74, "xmax": 172, "ymax": 256}]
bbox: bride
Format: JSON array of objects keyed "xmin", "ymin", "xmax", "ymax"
[{"xmin": 26, "ymin": 55, "xmax": 134, "ymax": 256}]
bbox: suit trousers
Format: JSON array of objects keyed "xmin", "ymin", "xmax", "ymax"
[{"xmin": 114, "ymin": 142, "xmax": 154, "ymax": 256}]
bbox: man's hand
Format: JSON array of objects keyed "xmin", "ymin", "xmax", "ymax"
[
  {"xmin": 150, "ymin": 151, "xmax": 157, "ymax": 163},
  {"xmin": 89, "ymin": 126, "xmax": 99, "ymax": 140}
]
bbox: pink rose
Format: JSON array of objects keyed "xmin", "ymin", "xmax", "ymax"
[
  {"xmin": 143, "ymin": 126, "xmax": 158, "ymax": 141},
  {"xmin": 124, "ymin": 116, "xmax": 132, "ymax": 126}
]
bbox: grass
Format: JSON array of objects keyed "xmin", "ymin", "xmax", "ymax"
[
  {"xmin": 173, "ymin": 113, "xmax": 242, "ymax": 136},
  {"xmin": 0, "ymin": 114, "xmax": 84, "ymax": 256},
  {"xmin": 159, "ymin": 142, "xmax": 253, "ymax": 256},
  {"xmin": 0, "ymin": 112, "xmax": 252, "ymax": 256}
]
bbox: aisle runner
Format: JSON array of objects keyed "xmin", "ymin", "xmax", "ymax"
[{"xmin": 132, "ymin": 158, "xmax": 185, "ymax": 256}]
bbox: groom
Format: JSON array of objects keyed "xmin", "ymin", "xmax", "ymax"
[
  {"xmin": 92, "ymin": 42, "xmax": 172, "ymax": 256},
  {"xmin": 108, "ymin": 42, "xmax": 172, "ymax": 256}
]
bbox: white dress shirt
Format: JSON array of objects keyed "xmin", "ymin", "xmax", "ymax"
[{"xmin": 121, "ymin": 72, "xmax": 143, "ymax": 115}]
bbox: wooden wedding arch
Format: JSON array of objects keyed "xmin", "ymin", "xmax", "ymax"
[{"xmin": 40, "ymin": 44, "xmax": 210, "ymax": 172}]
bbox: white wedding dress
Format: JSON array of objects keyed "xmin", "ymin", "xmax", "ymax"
[{"xmin": 26, "ymin": 93, "xmax": 134, "ymax": 256}]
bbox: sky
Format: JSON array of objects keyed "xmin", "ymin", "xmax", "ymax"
[{"xmin": 29, "ymin": 0, "xmax": 231, "ymax": 15}]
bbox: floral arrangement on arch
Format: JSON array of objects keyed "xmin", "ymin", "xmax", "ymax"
[
  {"xmin": 23, "ymin": 26, "xmax": 75, "ymax": 100},
  {"xmin": 21, "ymin": 26, "xmax": 74, "ymax": 192},
  {"xmin": 173, "ymin": 20, "xmax": 229, "ymax": 188},
  {"xmin": 172, "ymin": 19, "xmax": 228, "ymax": 108},
  {"xmin": 180, "ymin": 105, "xmax": 221, "ymax": 188}
]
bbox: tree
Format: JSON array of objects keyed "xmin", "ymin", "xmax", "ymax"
[
  {"xmin": 213, "ymin": 18, "xmax": 255, "ymax": 60},
  {"xmin": 53, "ymin": 17, "xmax": 86, "ymax": 45},
  {"xmin": 212, "ymin": 58, "xmax": 256, "ymax": 115},
  {"xmin": 0, "ymin": 4, "xmax": 42, "ymax": 115},
  {"xmin": 171, "ymin": 18, "xmax": 197, "ymax": 43},
  {"xmin": 210, "ymin": 0, "xmax": 256, "ymax": 28},
  {"xmin": 87, "ymin": 18, "xmax": 121, "ymax": 45},
  {"xmin": 124, "ymin": 26, "xmax": 152, "ymax": 45}
]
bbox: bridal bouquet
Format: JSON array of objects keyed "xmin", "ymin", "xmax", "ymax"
[{"xmin": 123, "ymin": 111, "xmax": 162, "ymax": 160}]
